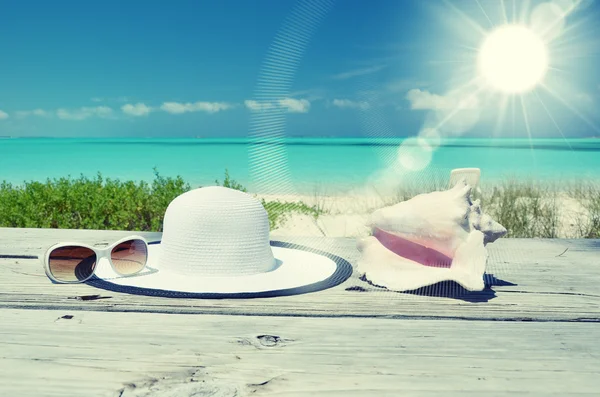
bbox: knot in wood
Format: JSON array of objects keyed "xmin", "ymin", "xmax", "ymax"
[{"xmin": 256, "ymin": 335, "xmax": 281, "ymax": 347}]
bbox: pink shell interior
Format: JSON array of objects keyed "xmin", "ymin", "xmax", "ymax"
[{"xmin": 372, "ymin": 227, "xmax": 453, "ymax": 268}]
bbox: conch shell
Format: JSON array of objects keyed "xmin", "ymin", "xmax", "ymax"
[{"xmin": 356, "ymin": 180, "xmax": 507, "ymax": 292}]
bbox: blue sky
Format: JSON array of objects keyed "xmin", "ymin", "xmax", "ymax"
[{"xmin": 0, "ymin": 0, "xmax": 599, "ymax": 138}]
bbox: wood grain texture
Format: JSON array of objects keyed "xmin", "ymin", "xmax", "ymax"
[
  {"xmin": 1, "ymin": 309, "xmax": 599, "ymax": 397},
  {"xmin": 1, "ymin": 228, "xmax": 599, "ymax": 321}
]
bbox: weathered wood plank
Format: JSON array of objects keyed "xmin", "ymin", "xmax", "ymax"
[
  {"xmin": 0, "ymin": 309, "xmax": 599, "ymax": 397},
  {"xmin": 1, "ymin": 228, "xmax": 599, "ymax": 321}
]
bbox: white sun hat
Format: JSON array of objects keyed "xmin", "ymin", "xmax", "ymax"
[{"xmin": 88, "ymin": 186, "xmax": 352, "ymax": 298}]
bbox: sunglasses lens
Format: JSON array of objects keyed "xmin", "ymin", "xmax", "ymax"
[
  {"xmin": 110, "ymin": 239, "xmax": 148, "ymax": 275},
  {"xmin": 48, "ymin": 246, "xmax": 97, "ymax": 282}
]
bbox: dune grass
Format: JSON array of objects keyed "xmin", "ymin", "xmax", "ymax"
[
  {"xmin": 567, "ymin": 181, "xmax": 600, "ymax": 239},
  {"xmin": 480, "ymin": 180, "xmax": 562, "ymax": 238},
  {"xmin": 261, "ymin": 200, "xmax": 326, "ymax": 230},
  {"xmin": 477, "ymin": 179, "xmax": 599, "ymax": 239},
  {"xmin": 374, "ymin": 177, "xmax": 598, "ymax": 239},
  {"xmin": 0, "ymin": 169, "xmax": 598, "ymax": 238}
]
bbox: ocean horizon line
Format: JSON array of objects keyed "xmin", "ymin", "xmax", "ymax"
[
  {"xmin": 1, "ymin": 136, "xmax": 598, "ymax": 151},
  {"xmin": 2, "ymin": 136, "xmax": 599, "ymax": 140},
  {"xmin": 0, "ymin": 136, "xmax": 600, "ymax": 144}
]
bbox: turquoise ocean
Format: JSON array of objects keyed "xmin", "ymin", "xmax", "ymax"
[{"xmin": 1, "ymin": 138, "xmax": 599, "ymax": 194}]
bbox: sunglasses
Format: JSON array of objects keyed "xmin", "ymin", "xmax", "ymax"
[{"xmin": 44, "ymin": 235, "xmax": 149, "ymax": 284}]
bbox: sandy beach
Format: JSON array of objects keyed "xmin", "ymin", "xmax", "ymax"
[{"xmin": 259, "ymin": 189, "xmax": 592, "ymax": 239}]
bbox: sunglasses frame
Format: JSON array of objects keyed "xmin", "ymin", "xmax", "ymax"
[{"xmin": 43, "ymin": 235, "xmax": 149, "ymax": 284}]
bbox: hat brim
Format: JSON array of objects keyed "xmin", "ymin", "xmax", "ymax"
[{"xmin": 87, "ymin": 240, "xmax": 353, "ymax": 299}]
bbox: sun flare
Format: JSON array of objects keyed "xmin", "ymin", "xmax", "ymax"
[
  {"xmin": 477, "ymin": 25, "xmax": 549, "ymax": 94},
  {"xmin": 393, "ymin": 0, "xmax": 600, "ymax": 176}
]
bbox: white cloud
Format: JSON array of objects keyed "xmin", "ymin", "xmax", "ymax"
[
  {"xmin": 15, "ymin": 109, "xmax": 50, "ymax": 118},
  {"xmin": 31, "ymin": 108, "xmax": 48, "ymax": 116},
  {"xmin": 332, "ymin": 99, "xmax": 370, "ymax": 110},
  {"xmin": 278, "ymin": 98, "xmax": 310, "ymax": 113},
  {"xmin": 56, "ymin": 106, "xmax": 113, "ymax": 121},
  {"xmin": 404, "ymin": 88, "xmax": 482, "ymax": 134},
  {"xmin": 122, "ymin": 103, "xmax": 152, "ymax": 117},
  {"xmin": 160, "ymin": 103, "xmax": 188, "ymax": 114},
  {"xmin": 244, "ymin": 98, "xmax": 310, "ymax": 113},
  {"xmin": 408, "ymin": 89, "xmax": 481, "ymax": 135},
  {"xmin": 91, "ymin": 97, "xmax": 104, "ymax": 103},
  {"xmin": 160, "ymin": 101, "xmax": 232, "ymax": 114},
  {"xmin": 332, "ymin": 65, "xmax": 386, "ymax": 80},
  {"xmin": 0, "ymin": 110, "xmax": 8, "ymax": 120},
  {"xmin": 406, "ymin": 89, "xmax": 452, "ymax": 110},
  {"xmin": 406, "ymin": 89, "xmax": 478, "ymax": 110},
  {"xmin": 244, "ymin": 100, "xmax": 274, "ymax": 112}
]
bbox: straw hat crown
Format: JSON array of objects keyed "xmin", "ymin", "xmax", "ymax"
[{"xmin": 157, "ymin": 186, "xmax": 276, "ymax": 277}]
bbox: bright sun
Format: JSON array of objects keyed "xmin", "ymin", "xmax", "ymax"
[{"xmin": 478, "ymin": 24, "xmax": 549, "ymax": 94}]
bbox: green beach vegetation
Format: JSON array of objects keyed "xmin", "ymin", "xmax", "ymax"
[
  {"xmin": 0, "ymin": 169, "xmax": 326, "ymax": 231},
  {"xmin": 0, "ymin": 169, "xmax": 598, "ymax": 238}
]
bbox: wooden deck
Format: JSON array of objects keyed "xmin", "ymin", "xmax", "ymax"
[{"xmin": 1, "ymin": 227, "xmax": 599, "ymax": 396}]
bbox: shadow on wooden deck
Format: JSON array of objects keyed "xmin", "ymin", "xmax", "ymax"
[{"xmin": 354, "ymin": 273, "xmax": 516, "ymax": 303}]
